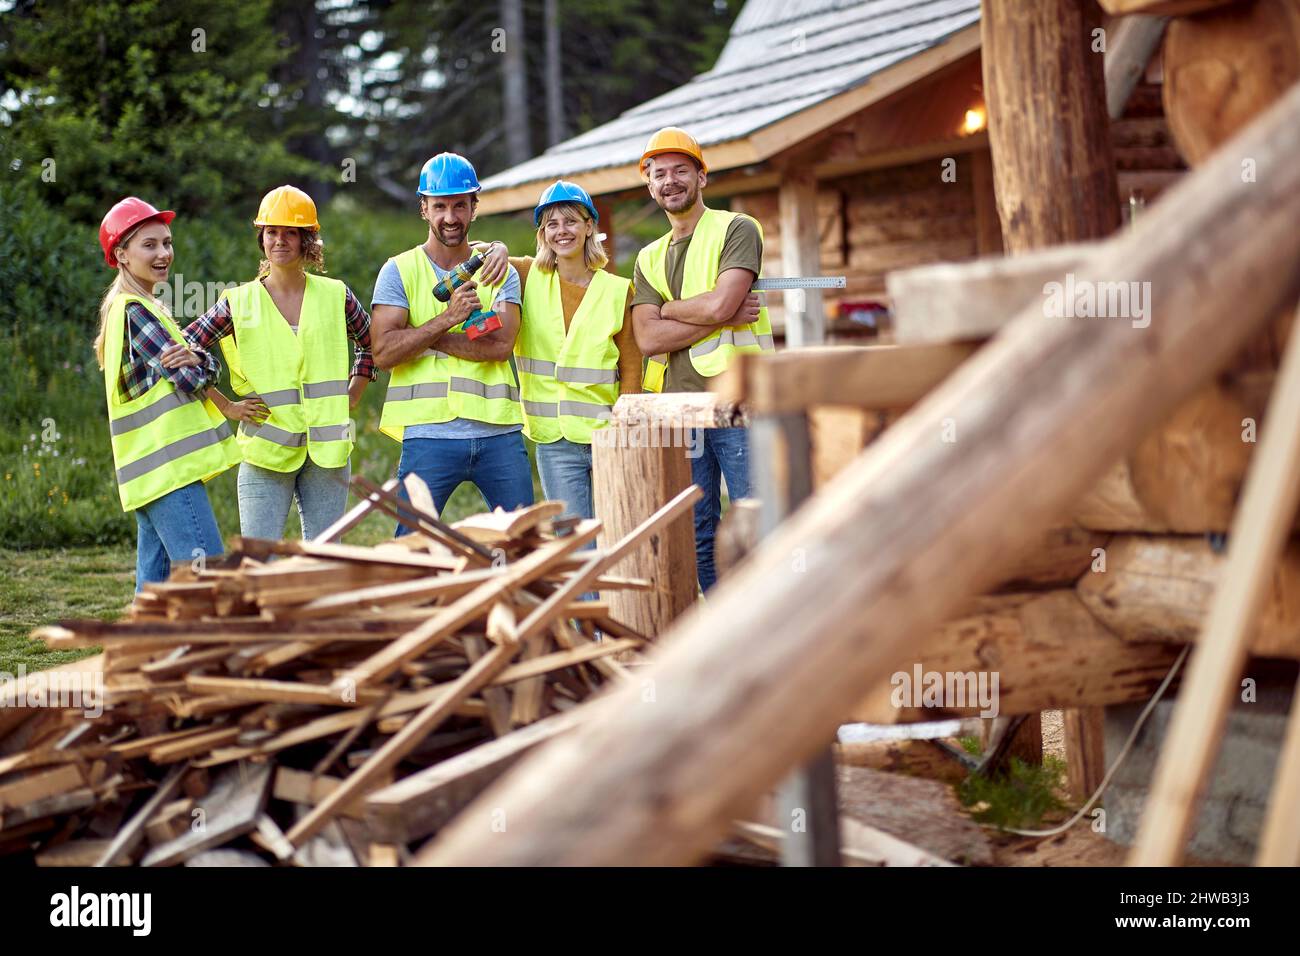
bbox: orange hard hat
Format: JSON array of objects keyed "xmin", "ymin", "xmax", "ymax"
[
  {"xmin": 254, "ymin": 185, "xmax": 319, "ymax": 229},
  {"xmin": 99, "ymin": 197, "xmax": 175, "ymax": 267},
  {"xmin": 640, "ymin": 127, "xmax": 707, "ymax": 180}
]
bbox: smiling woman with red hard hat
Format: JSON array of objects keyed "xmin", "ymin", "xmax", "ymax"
[{"xmin": 94, "ymin": 197, "xmax": 240, "ymax": 591}]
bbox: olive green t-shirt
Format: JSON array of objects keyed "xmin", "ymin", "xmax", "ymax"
[{"xmin": 631, "ymin": 214, "xmax": 763, "ymax": 393}]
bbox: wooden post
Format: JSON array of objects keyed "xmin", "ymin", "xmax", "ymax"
[
  {"xmin": 981, "ymin": 0, "xmax": 1121, "ymax": 786},
  {"xmin": 970, "ymin": 149, "xmax": 1004, "ymax": 257},
  {"xmin": 777, "ymin": 169, "xmax": 825, "ymax": 347},
  {"xmin": 592, "ymin": 430, "xmax": 697, "ymax": 637},
  {"xmin": 981, "ymin": 0, "xmax": 1121, "ymax": 253},
  {"xmin": 1131, "ymin": 302, "xmax": 1300, "ymax": 865},
  {"xmin": 415, "ymin": 84, "xmax": 1300, "ymax": 866},
  {"xmin": 751, "ymin": 412, "xmax": 840, "ymax": 866}
]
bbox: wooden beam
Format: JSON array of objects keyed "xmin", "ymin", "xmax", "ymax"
[
  {"xmin": 714, "ymin": 344, "xmax": 978, "ymax": 414},
  {"xmin": 366, "ymin": 708, "xmax": 585, "ymax": 844},
  {"xmin": 1077, "ymin": 534, "xmax": 1300, "ymax": 659},
  {"xmin": 777, "ymin": 169, "xmax": 826, "ymax": 347},
  {"xmin": 415, "ymin": 84, "xmax": 1300, "ymax": 866},
  {"xmin": 1131, "ymin": 299, "xmax": 1300, "ymax": 865},
  {"xmin": 1105, "ymin": 15, "xmax": 1170, "ymax": 119},
  {"xmin": 981, "ymin": 0, "xmax": 1120, "ymax": 251},
  {"xmin": 849, "ymin": 592, "xmax": 1181, "ymax": 723},
  {"xmin": 1162, "ymin": 0, "xmax": 1300, "ymax": 166},
  {"xmin": 983, "ymin": 0, "xmax": 1126, "ymax": 777}
]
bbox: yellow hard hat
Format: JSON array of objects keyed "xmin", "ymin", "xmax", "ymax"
[
  {"xmin": 254, "ymin": 185, "xmax": 319, "ymax": 229},
  {"xmin": 640, "ymin": 127, "xmax": 707, "ymax": 181}
]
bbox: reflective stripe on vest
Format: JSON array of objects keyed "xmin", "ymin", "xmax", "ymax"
[
  {"xmin": 103, "ymin": 294, "xmax": 240, "ymax": 511},
  {"xmin": 379, "ymin": 246, "xmax": 520, "ymax": 442},
  {"xmin": 109, "ymin": 390, "xmax": 198, "ymax": 436},
  {"xmin": 515, "ymin": 265, "xmax": 628, "ymax": 445},
  {"xmin": 220, "ymin": 274, "xmax": 353, "ymax": 472},
  {"xmin": 116, "ymin": 423, "xmax": 234, "ymax": 484},
  {"xmin": 634, "ymin": 207, "xmax": 774, "ymax": 391}
]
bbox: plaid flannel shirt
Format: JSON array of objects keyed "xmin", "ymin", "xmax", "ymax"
[
  {"xmin": 118, "ymin": 302, "xmax": 221, "ymax": 401},
  {"xmin": 183, "ymin": 283, "xmax": 376, "ymax": 383}
]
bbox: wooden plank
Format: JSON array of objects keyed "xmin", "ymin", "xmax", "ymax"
[
  {"xmin": 286, "ymin": 641, "xmax": 519, "ymax": 848},
  {"xmin": 714, "ymin": 344, "xmax": 978, "ymax": 414},
  {"xmin": 365, "ymin": 708, "xmax": 586, "ymax": 844},
  {"xmin": 141, "ymin": 762, "xmax": 274, "ymax": 867},
  {"xmin": 515, "ymin": 487, "xmax": 703, "ymax": 645},
  {"xmin": 334, "ymin": 523, "xmax": 599, "ymax": 690},
  {"xmin": 0, "ymin": 764, "xmax": 85, "ymax": 811},
  {"xmin": 273, "ymin": 767, "xmax": 364, "ymax": 820},
  {"xmin": 194, "ymin": 686, "xmax": 486, "ymax": 768},
  {"xmin": 314, "ymin": 477, "xmax": 400, "ymax": 542},
  {"xmin": 491, "ymin": 639, "xmax": 637, "ymax": 686},
  {"xmin": 886, "ymin": 244, "xmax": 1092, "ymax": 345},
  {"xmin": 185, "ymin": 675, "xmax": 384, "ymax": 708},
  {"xmin": 1131, "ymin": 300, "xmax": 1300, "ymax": 865},
  {"xmin": 465, "ymin": 635, "xmax": 513, "ymax": 737},
  {"xmin": 1105, "ymin": 14, "xmax": 1170, "ymax": 119},
  {"xmin": 94, "ymin": 763, "xmax": 187, "ymax": 867},
  {"xmin": 149, "ymin": 726, "xmax": 242, "ymax": 764},
  {"xmin": 414, "ymin": 83, "xmax": 1300, "ymax": 866}
]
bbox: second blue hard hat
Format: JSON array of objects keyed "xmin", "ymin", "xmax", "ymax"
[
  {"xmin": 418, "ymin": 153, "xmax": 482, "ymax": 196},
  {"xmin": 534, "ymin": 180, "xmax": 598, "ymax": 226}
]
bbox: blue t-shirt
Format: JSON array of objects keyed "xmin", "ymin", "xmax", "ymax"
[{"xmin": 372, "ymin": 250, "xmax": 522, "ymax": 440}]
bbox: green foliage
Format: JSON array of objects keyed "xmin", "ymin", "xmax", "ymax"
[
  {"xmin": 1, "ymin": 0, "xmax": 324, "ymax": 221},
  {"xmin": 957, "ymin": 756, "xmax": 1070, "ymax": 831}
]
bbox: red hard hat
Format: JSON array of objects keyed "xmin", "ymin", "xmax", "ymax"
[{"xmin": 99, "ymin": 197, "xmax": 176, "ymax": 267}]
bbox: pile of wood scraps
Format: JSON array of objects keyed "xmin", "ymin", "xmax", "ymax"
[{"xmin": 2, "ymin": 475, "xmax": 700, "ymax": 866}]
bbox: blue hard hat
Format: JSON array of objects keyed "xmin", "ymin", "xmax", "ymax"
[
  {"xmin": 418, "ymin": 153, "xmax": 482, "ymax": 197},
  {"xmin": 534, "ymin": 180, "xmax": 599, "ymax": 226}
]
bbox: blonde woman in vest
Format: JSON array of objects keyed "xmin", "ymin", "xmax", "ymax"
[
  {"xmin": 511, "ymin": 181, "xmax": 640, "ymax": 524},
  {"xmin": 630, "ymin": 127, "xmax": 773, "ymax": 593},
  {"xmin": 183, "ymin": 185, "xmax": 375, "ymax": 540},
  {"xmin": 95, "ymin": 197, "xmax": 240, "ymax": 590}
]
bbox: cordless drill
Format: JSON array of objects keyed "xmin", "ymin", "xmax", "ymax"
[{"xmin": 432, "ymin": 252, "xmax": 502, "ymax": 340}]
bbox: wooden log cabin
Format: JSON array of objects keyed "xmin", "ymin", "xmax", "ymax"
[{"xmin": 476, "ymin": 0, "xmax": 1187, "ymax": 346}]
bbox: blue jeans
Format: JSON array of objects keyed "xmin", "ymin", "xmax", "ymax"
[
  {"xmin": 134, "ymin": 481, "xmax": 224, "ymax": 592},
  {"xmin": 690, "ymin": 426, "xmax": 750, "ymax": 593},
  {"xmin": 535, "ymin": 439, "xmax": 593, "ymax": 521},
  {"xmin": 238, "ymin": 458, "xmax": 350, "ymax": 541},
  {"xmin": 394, "ymin": 433, "xmax": 534, "ymax": 534}
]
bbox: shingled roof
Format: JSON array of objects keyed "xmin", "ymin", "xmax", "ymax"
[{"xmin": 478, "ymin": 0, "xmax": 981, "ymax": 213}]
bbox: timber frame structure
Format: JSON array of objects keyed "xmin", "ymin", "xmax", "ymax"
[{"xmin": 417, "ymin": 1, "xmax": 1300, "ymax": 867}]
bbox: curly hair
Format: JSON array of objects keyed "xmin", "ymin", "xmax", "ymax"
[{"xmin": 255, "ymin": 225, "xmax": 325, "ymax": 277}]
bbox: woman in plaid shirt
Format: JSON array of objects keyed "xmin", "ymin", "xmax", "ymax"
[
  {"xmin": 183, "ymin": 186, "xmax": 376, "ymax": 540},
  {"xmin": 94, "ymin": 198, "xmax": 234, "ymax": 589}
]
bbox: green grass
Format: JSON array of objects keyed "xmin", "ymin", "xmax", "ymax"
[
  {"xmin": 957, "ymin": 755, "xmax": 1070, "ymax": 831},
  {"xmin": 0, "ymin": 546, "xmax": 129, "ymax": 673}
]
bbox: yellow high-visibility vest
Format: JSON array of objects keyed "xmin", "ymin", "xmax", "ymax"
[
  {"xmin": 219, "ymin": 275, "xmax": 353, "ymax": 471},
  {"xmin": 102, "ymin": 294, "xmax": 240, "ymax": 511},
  {"xmin": 635, "ymin": 207, "xmax": 774, "ymax": 393},
  {"xmin": 516, "ymin": 267, "xmax": 629, "ymax": 444},
  {"xmin": 379, "ymin": 246, "xmax": 521, "ymax": 441}
]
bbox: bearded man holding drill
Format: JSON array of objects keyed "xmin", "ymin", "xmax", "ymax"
[{"xmin": 370, "ymin": 153, "xmax": 533, "ymax": 526}]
